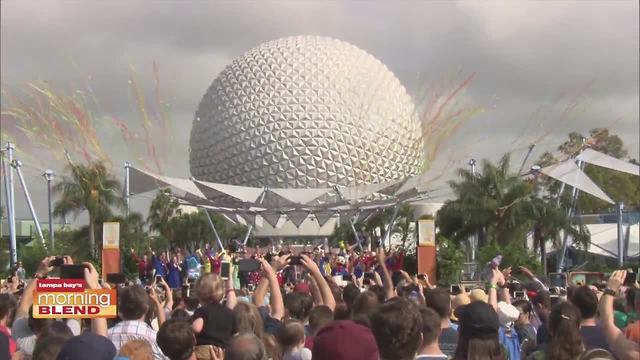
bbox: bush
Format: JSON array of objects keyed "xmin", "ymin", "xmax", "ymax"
[{"xmin": 436, "ymin": 235, "xmax": 465, "ymax": 285}]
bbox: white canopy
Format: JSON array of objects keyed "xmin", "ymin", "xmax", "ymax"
[
  {"xmin": 128, "ymin": 166, "xmax": 427, "ymax": 231},
  {"xmin": 540, "ymin": 159, "xmax": 614, "ymax": 204},
  {"xmin": 576, "ymin": 148, "xmax": 640, "ymax": 176},
  {"xmin": 585, "ymin": 223, "xmax": 639, "ymax": 259}
]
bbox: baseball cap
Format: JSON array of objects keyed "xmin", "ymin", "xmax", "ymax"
[
  {"xmin": 312, "ymin": 320, "xmax": 379, "ymax": 360},
  {"xmin": 56, "ymin": 333, "xmax": 117, "ymax": 360},
  {"xmin": 455, "ymin": 301, "xmax": 499, "ymax": 339}
]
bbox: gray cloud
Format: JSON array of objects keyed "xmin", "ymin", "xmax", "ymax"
[{"xmin": 1, "ymin": 1, "xmax": 638, "ymax": 221}]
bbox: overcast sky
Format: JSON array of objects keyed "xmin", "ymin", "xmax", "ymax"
[{"xmin": 1, "ymin": 1, "xmax": 638, "ymax": 222}]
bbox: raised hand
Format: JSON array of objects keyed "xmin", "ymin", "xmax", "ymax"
[
  {"xmin": 606, "ymin": 270, "xmax": 626, "ymax": 293},
  {"xmin": 82, "ymin": 262, "xmax": 101, "ymax": 290}
]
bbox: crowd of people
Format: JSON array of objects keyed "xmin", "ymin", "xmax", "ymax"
[{"xmin": 0, "ymin": 242, "xmax": 638, "ymax": 360}]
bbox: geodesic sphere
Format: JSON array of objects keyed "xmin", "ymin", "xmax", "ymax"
[{"xmin": 189, "ymin": 36, "xmax": 423, "ymax": 188}]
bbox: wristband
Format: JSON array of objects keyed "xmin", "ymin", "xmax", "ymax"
[
  {"xmin": 34, "ymin": 273, "xmax": 46, "ymax": 279},
  {"xmin": 226, "ymin": 288, "xmax": 235, "ymax": 293},
  {"xmin": 486, "ymin": 283, "xmax": 497, "ymax": 290},
  {"xmin": 603, "ymin": 288, "xmax": 617, "ymax": 297}
]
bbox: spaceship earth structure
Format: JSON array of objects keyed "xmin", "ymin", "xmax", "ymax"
[{"xmin": 189, "ymin": 36, "xmax": 424, "ymax": 188}]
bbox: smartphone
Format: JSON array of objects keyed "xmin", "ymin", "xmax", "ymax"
[
  {"xmin": 624, "ymin": 272, "xmax": 637, "ymax": 286},
  {"xmin": 289, "ymin": 256, "xmax": 303, "ymax": 266},
  {"xmin": 514, "ymin": 290, "xmax": 526, "ymax": 299},
  {"xmin": 364, "ymin": 273, "xmax": 374, "ymax": 280},
  {"xmin": 450, "ymin": 285, "xmax": 461, "ymax": 295},
  {"xmin": 342, "ymin": 273, "xmax": 351, "ymax": 281},
  {"xmin": 106, "ymin": 273, "xmax": 126, "ymax": 284},
  {"xmin": 550, "ymin": 294, "xmax": 561, "ymax": 307},
  {"xmin": 220, "ymin": 262, "xmax": 231, "ymax": 280},
  {"xmin": 60, "ymin": 264, "xmax": 87, "ymax": 279},
  {"xmin": 182, "ymin": 284, "xmax": 190, "ymax": 298},
  {"xmin": 295, "ymin": 272, "xmax": 302, "ymax": 281},
  {"xmin": 155, "ymin": 274, "xmax": 163, "ymax": 283},
  {"xmin": 49, "ymin": 257, "xmax": 64, "ymax": 267}
]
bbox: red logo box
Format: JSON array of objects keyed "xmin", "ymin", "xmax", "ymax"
[{"xmin": 36, "ymin": 279, "xmax": 85, "ymax": 292}]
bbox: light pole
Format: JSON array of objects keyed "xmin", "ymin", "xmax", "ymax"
[
  {"xmin": 468, "ymin": 158, "xmax": 477, "ymax": 264},
  {"xmin": 6, "ymin": 143, "xmax": 17, "ymax": 266},
  {"xmin": 43, "ymin": 170, "xmax": 55, "ymax": 249}
]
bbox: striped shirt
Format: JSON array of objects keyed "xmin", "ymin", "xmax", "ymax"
[{"xmin": 108, "ymin": 320, "xmax": 168, "ymax": 360}]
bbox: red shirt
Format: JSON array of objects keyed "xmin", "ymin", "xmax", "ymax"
[
  {"xmin": 131, "ymin": 252, "xmax": 151, "ymax": 277},
  {"xmin": 0, "ymin": 325, "xmax": 16, "ymax": 356}
]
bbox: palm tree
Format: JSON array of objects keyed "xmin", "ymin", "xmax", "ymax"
[
  {"xmin": 437, "ymin": 154, "xmax": 534, "ymax": 247},
  {"xmin": 147, "ymin": 189, "xmax": 180, "ymax": 241},
  {"xmin": 53, "ymin": 161, "xmax": 122, "ymax": 259}
]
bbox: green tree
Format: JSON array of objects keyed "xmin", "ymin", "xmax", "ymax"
[
  {"xmin": 526, "ymin": 197, "xmax": 589, "ymax": 274},
  {"xmin": 53, "ymin": 162, "xmax": 123, "ymax": 259},
  {"xmin": 147, "ymin": 189, "xmax": 181, "ymax": 240},
  {"xmin": 437, "ymin": 154, "xmax": 535, "ymax": 247}
]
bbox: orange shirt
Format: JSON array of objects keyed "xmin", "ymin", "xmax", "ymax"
[{"xmin": 624, "ymin": 321, "xmax": 640, "ymax": 343}]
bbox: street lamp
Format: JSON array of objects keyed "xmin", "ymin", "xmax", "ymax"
[{"xmin": 43, "ymin": 170, "xmax": 55, "ymax": 249}]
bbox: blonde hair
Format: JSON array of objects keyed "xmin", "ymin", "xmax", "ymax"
[
  {"xmin": 195, "ymin": 272, "xmax": 225, "ymax": 303},
  {"xmin": 118, "ymin": 339, "xmax": 153, "ymax": 360}
]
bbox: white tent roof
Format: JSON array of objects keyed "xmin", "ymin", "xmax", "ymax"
[
  {"xmin": 586, "ymin": 223, "xmax": 639, "ymax": 259},
  {"xmin": 540, "ymin": 160, "xmax": 614, "ymax": 204},
  {"xmin": 576, "ymin": 148, "xmax": 640, "ymax": 176},
  {"xmin": 128, "ymin": 166, "xmax": 426, "ymax": 234}
]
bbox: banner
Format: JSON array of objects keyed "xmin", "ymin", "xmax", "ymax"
[
  {"xmin": 417, "ymin": 219, "xmax": 437, "ymax": 283},
  {"xmin": 102, "ymin": 222, "xmax": 121, "ymax": 280},
  {"xmin": 33, "ymin": 279, "xmax": 117, "ymax": 318},
  {"xmin": 102, "ymin": 222, "xmax": 120, "ymax": 249},
  {"xmin": 418, "ymin": 219, "xmax": 435, "ymax": 246}
]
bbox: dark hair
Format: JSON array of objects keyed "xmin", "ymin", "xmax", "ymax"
[
  {"xmin": 351, "ymin": 291, "xmax": 380, "ymax": 322},
  {"xmin": 454, "ymin": 336, "xmax": 503, "ymax": 360},
  {"xmin": 333, "ymin": 302, "xmax": 350, "ymax": 321},
  {"xmin": 532, "ymin": 290, "xmax": 551, "ymax": 310},
  {"xmin": 0, "ymin": 294, "xmax": 16, "ymax": 324},
  {"xmin": 512, "ymin": 299, "xmax": 532, "ymax": 315},
  {"xmin": 546, "ymin": 302, "xmax": 583, "ymax": 360},
  {"xmin": 419, "ymin": 306, "xmax": 441, "ymax": 346},
  {"xmin": 226, "ymin": 333, "xmax": 268, "ymax": 360},
  {"xmin": 32, "ymin": 335, "xmax": 68, "ymax": 360},
  {"xmin": 28, "ymin": 307, "xmax": 53, "ymax": 335},
  {"xmin": 570, "ymin": 286, "xmax": 598, "ymax": 319},
  {"xmin": 41, "ymin": 321, "xmax": 74, "ymax": 339},
  {"xmin": 308, "ymin": 305, "xmax": 333, "ymax": 335},
  {"xmin": 368, "ymin": 285, "xmax": 386, "ymax": 303},
  {"xmin": 424, "ymin": 287, "xmax": 451, "ymax": 320},
  {"xmin": 276, "ymin": 319, "xmax": 305, "ymax": 351},
  {"xmin": 157, "ymin": 319, "xmax": 196, "ymax": 360},
  {"xmin": 285, "ymin": 292, "xmax": 313, "ymax": 321},
  {"xmin": 370, "ymin": 298, "xmax": 423, "ymax": 360},
  {"xmin": 119, "ymin": 285, "xmax": 150, "ymax": 320},
  {"xmin": 626, "ymin": 288, "xmax": 639, "ymax": 310},
  {"xmin": 170, "ymin": 309, "xmax": 192, "ymax": 322},
  {"xmin": 342, "ymin": 283, "xmax": 360, "ymax": 307}
]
